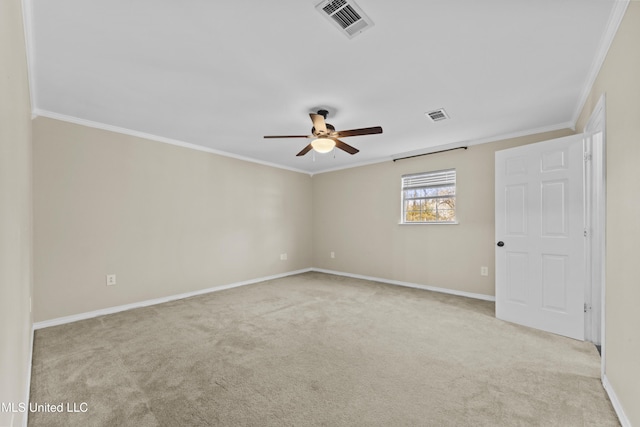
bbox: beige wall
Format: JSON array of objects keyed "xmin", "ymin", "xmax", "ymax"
[
  {"xmin": 33, "ymin": 118, "xmax": 312, "ymax": 322},
  {"xmin": 0, "ymin": 0, "xmax": 34, "ymax": 425},
  {"xmin": 576, "ymin": 3, "xmax": 640, "ymax": 424},
  {"xmin": 312, "ymin": 129, "xmax": 573, "ymax": 296},
  {"xmin": 18, "ymin": 4, "xmax": 640, "ymax": 425}
]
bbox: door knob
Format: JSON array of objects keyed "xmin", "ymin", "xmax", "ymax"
[{"xmin": 497, "ymin": 241, "xmax": 505, "ymax": 247}]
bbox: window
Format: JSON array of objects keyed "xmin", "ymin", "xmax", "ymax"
[{"xmin": 401, "ymin": 169, "xmax": 456, "ymax": 223}]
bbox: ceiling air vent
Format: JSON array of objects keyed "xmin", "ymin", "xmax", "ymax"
[
  {"xmin": 315, "ymin": 0, "xmax": 374, "ymax": 39},
  {"xmin": 425, "ymin": 109, "xmax": 449, "ymax": 122}
]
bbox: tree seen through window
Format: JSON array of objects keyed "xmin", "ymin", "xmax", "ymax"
[{"xmin": 401, "ymin": 170, "xmax": 456, "ymax": 223}]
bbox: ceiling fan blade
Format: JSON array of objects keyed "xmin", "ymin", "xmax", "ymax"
[
  {"xmin": 264, "ymin": 135, "xmax": 312, "ymax": 139},
  {"xmin": 334, "ymin": 126, "xmax": 383, "ymax": 138},
  {"xmin": 334, "ymin": 139, "xmax": 359, "ymax": 155},
  {"xmin": 296, "ymin": 144, "xmax": 313, "ymax": 156},
  {"xmin": 309, "ymin": 113, "xmax": 327, "ymax": 134}
]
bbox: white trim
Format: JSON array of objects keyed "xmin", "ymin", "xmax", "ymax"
[
  {"xmin": 21, "ymin": 0, "xmax": 624, "ymax": 179},
  {"xmin": 33, "ymin": 269, "xmax": 312, "ymax": 329},
  {"xmin": 23, "ymin": 327, "xmax": 34, "ymax": 427},
  {"xmin": 603, "ymin": 374, "xmax": 631, "ymax": 427},
  {"xmin": 32, "ymin": 111, "xmax": 573, "ymax": 178},
  {"xmin": 309, "ymin": 155, "xmax": 405, "ymax": 176},
  {"xmin": 33, "ymin": 267, "xmax": 496, "ymax": 329},
  {"xmin": 311, "ymin": 268, "xmax": 496, "ymax": 302},
  {"xmin": 28, "ymin": 266, "xmax": 627, "ymax": 426},
  {"xmin": 398, "ymin": 222, "xmax": 459, "ymax": 226},
  {"xmin": 392, "ymin": 121, "xmax": 575, "ymax": 161},
  {"xmin": 20, "ymin": 0, "xmax": 37, "ymax": 115},
  {"xmin": 32, "ymin": 110, "xmax": 313, "ymax": 176},
  {"xmin": 584, "ymin": 94, "xmax": 607, "ymax": 378},
  {"xmin": 313, "ymin": 121, "xmax": 573, "ymax": 175},
  {"xmin": 571, "ymin": 0, "xmax": 629, "ymax": 126}
]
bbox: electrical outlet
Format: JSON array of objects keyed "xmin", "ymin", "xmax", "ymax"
[
  {"xmin": 106, "ymin": 274, "xmax": 117, "ymax": 286},
  {"xmin": 330, "ymin": 251, "xmax": 335, "ymax": 259},
  {"xmin": 280, "ymin": 253, "xmax": 287, "ymax": 261},
  {"xmin": 480, "ymin": 266, "xmax": 489, "ymax": 276}
]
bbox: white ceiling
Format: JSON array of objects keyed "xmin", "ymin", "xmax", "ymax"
[{"xmin": 26, "ymin": 0, "xmax": 621, "ymax": 174}]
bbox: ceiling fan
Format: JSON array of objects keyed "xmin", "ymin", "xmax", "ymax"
[{"xmin": 264, "ymin": 109, "xmax": 383, "ymax": 156}]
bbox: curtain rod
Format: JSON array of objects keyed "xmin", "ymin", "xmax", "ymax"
[{"xmin": 393, "ymin": 146, "xmax": 468, "ymax": 162}]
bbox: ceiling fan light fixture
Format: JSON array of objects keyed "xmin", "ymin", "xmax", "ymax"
[
  {"xmin": 311, "ymin": 138, "xmax": 336, "ymax": 153},
  {"xmin": 264, "ymin": 110, "xmax": 381, "ymax": 156}
]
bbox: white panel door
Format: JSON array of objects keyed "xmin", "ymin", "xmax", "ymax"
[{"xmin": 495, "ymin": 134, "xmax": 585, "ymax": 340}]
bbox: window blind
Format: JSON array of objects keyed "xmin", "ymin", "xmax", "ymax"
[{"xmin": 401, "ymin": 169, "xmax": 456, "ymax": 190}]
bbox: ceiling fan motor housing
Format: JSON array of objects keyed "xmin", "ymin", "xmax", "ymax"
[
  {"xmin": 316, "ymin": 109, "xmax": 329, "ymax": 118},
  {"xmin": 263, "ymin": 109, "xmax": 381, "ymax": 157},
  {"xmin": 313, "ymin": 123, "xmax": 335, "ymax": 136}
]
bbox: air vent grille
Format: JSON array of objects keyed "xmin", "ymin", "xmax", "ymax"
[
  {"xmin": 316, "ymin": 0, "xmax": 374, "ymax": 39},
  {"xmin": 426, "ymin": 109, "xmax": 449, "ymax": 122},
  {"xmin": 322, "ymin": 0, "xmax": 346, "ymax": 15},
  {"xmin": 330, "ymin": 5, "xmax": 361, "ymax": 29}
]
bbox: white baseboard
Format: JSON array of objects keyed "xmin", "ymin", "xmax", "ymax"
[
  {"xmin": 30, "ymin": 267, "xmax": 632, "ymax": 427},
  {"xmin": 603, "ymin": 374, "xmax": 631, "ymax": 427},
  {"xmin": 33, "ymin": 268, "xmax": 312, "ymax": 329},
  {"xmin": 311, "ymin": 268, "xmax": 496, "ymax": 302},
  {"xmin": 33, "ymin": 268, "xmax": 494, "ymax": 330},
  {"xmin": 23, "ymin": 326, "xmax": 34, "ymax": 427}
]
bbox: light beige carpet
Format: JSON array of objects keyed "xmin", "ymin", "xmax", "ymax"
[{"xmin": 29, "ymin": 272, "xmax": 619, "ymax": 426}]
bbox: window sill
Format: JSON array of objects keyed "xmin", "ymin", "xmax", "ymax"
[{"xmin": 398, "ymin": 221, "xmax": 459, "ymax": 225}]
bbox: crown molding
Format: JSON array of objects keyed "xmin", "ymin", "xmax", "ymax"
[
  {"xmin": 571, "ymin": 0, "xmax": 630, "ymax": 126},
  {"xmin": 21, "ymin": 0, "xmax": 37, "ymax": 114},
  {"xmin": 33, "ymin": 110, "xmax": 312, "ymax": 176}
]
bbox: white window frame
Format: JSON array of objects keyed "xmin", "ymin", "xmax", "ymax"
[{"xmin": 400, "ymin": 169, "xmax": 457, "ymax": 224}]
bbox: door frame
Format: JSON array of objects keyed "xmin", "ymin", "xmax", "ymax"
[{"xmin": 583, "ymin": 94, "xmax": 606, "ymax": 375}]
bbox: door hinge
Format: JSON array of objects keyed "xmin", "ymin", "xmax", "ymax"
[
  {"xmin": 584, "ymin": 302, "xmax": 592, "ymax": 312},
  {"xmin": 584, "ymin": 152, "xmax": 592, "ymax": 162},
  {"xmin": 584, "ymin": 228, "xmax": 588, "ymax": 237}
]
